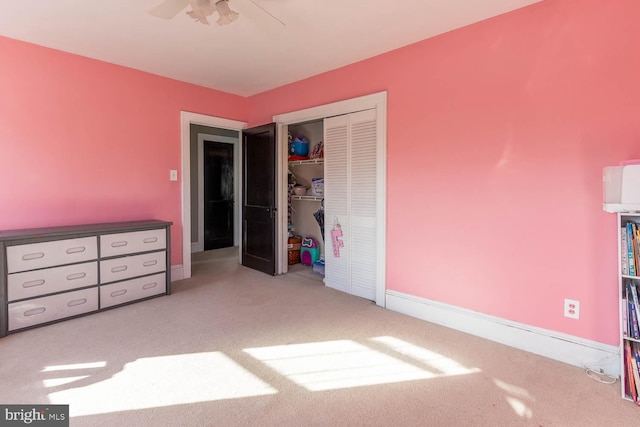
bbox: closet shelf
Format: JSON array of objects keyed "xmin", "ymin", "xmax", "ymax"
[
  {"xmin": 291, "ymin": 195, "xmax": 323, "ymax": 201},
  {"xmin": 288, "ymin": 158, "xmax": 324, "ymax": 166}
]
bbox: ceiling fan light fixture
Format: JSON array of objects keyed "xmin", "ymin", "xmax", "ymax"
[
  {"xmin": 215, "ymin": 0, "xmax": 239, "ymax": 26},
  {"xmin": 186, "ymin": 0, "xmax": 216, "ymax": 25}
]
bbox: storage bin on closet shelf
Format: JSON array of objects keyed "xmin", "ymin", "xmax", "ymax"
[
  {"xmin": 290, "ymin": 139, "xmax": 309, "ymax": 157},
  {"xmin": 311, "ymin": 178, "xmax": 324, "ymax": 197},
  {"xmin": 293, "ymin": 186, "xmax": 307, "ymax": 196}
]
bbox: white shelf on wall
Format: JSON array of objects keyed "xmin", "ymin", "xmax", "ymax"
[
  {"xmin": 288, "ymin": 158, "xmax": 324, "ymax": 166},
  {"xmin": 291, "ymin": 195, "xmax": 323, "ymax": 201}
]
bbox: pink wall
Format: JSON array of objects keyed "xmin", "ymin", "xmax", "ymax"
[
  {"xmin": 248, "ymin": 0, "xmax": 640, "ymax": 345},
  {"xmin": 0, "ymin": 36, "xmax": 247, "ymax": 266},
  {"xmin": 3, "ymin": 0, "xmax": 639, "ymax": 346}
]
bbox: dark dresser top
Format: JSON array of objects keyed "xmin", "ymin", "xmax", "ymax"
[{"xmin": 0, "ymin": 220, "xmax": 172, "ymax": 242}]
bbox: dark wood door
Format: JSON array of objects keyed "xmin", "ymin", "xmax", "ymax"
[
  {"xmin": 204, "ymin": 141, "xmax": 234, "ymax": 250},
  {"xmin": 242, "ymin": 123, "xmax": 277, "ymax": 275}
]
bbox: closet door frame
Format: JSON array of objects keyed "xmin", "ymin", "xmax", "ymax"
[{"xmin": 273, "ymin": 91, "xmax": 387, "ymax": 307}]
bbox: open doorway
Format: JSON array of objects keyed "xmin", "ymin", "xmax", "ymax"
[
  {"xmin": 193, "ymin": 130, "xmax": 240, "ymax": 253},
  {"xmin": 203, "ymin": 140, "xmax": 234, "ymax": 250},
  {"xmin": 180, "ymin": 112, "xmax": 246, "ymax": 280}
]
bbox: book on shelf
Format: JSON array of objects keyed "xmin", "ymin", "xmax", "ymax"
[
  {"xmin": 636, "ymin": 225, "xmax": 640, "ymax": 276},
  {"xmin": 627, "ymin": 283, "xmax": 640, "ymax": 339},
  {"xmin": 622, "ymin": 227, "xmax": 629, "ymax": 275},
  {"xmin": 631, "ymin": 343, "xmax": 640, "ymax": 400},
  {"xmin": 624, "ymin": 342, "xmax": 632, "ymax": 398},
  {"xmin": 629, "ymin": 280, "xmax": 640, "ymax": 336},
  {"xmin": 623, "ymin": 297, "xmax": 629, "ymax": 337},
  {"xmin": 627, "ymin": 223, "xmax": 636, "ymax": 276},
  {"xmin": 630, "ymin": 342, "xmax": 640, "ymax": 400},
  {"xmin": 629, "ymin": 300, "xmax": 639, "ymax": 339},
  {"xmin": 633, "ymin": 222, "xmax": 640, "ymax": 277},
  {"xmin": 626, "ymin": 341, "xmax": 638, "ymax": 402}
]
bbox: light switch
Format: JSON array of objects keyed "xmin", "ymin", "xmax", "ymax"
[{"xmin": 169, "ymin": 170, "xmax": 178, "ymax": 181}]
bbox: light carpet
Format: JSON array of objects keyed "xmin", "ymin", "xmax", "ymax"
[{"xmin": 0, "ymin": 247, "xmax": 638, "ymax": 426}]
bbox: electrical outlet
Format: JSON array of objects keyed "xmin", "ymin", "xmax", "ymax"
[
  {"xmin": 169, "ymin": 170, "xmax": 178, "ymax": 181},
  {"xmin": 564, "ymin": 298, "xmax": 580, "ymax": 319}
]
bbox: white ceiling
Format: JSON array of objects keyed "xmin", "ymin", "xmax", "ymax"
[{"xmin": 0, "ymin": 0, "xmax": 542, "ymax": 96}]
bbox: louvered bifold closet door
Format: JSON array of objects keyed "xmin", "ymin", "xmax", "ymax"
[
  {"xmin": 348, "ymin": 109, "xmax": 377, "ymax": 301},
  {"xmin": 324, "ymin": 115, "xmax": 350, "ymax": 294},
  {"xmin": 324, "ymin": 109, "xmax": 377, "ymax": 300}
]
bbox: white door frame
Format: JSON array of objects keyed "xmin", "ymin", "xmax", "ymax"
[
  {"xmin": 272, "ymin": 91, "xmax": 387, "ymax": 306},
  {"xmin": 180, "ymin": 111, "xmax": 246, "ymax": 280}
]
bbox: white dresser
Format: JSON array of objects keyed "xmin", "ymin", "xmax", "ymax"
[{"xmin": 0, "ymin": 220, "xmax": 172, "ymax": 337}]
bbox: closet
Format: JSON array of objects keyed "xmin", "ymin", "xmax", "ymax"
[
  {"xmin": 281, "ymin": 106, "xmax": 381, "ymax": 303},
  {"xmin": 286, "ymin": 120, "xmax": 325, "ymax": 273}
]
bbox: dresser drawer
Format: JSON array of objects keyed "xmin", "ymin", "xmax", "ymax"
[
  {"xmin": 7, "ymin": 261, "xmax": 98, "ymax": 302},
  {"xmin": 8, "ymin": 287, "xmax": 98, "ymax": 331},
  {"xmin": 100, "ymin": 273, "xmax": 166, "ymax": 309},
  {"xmin": 100, "ymin": 229, "xmax": 166, "ymax": 258},
  {"xmin": 7, "ymin": 236, "xmax": 98, "ymax": 273},
  {"xmin": 100, "ymin": 251, "xmax": 166, "ymax": 284}
]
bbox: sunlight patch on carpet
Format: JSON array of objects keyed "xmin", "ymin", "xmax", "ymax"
[
  {"xmin": 46, "ymin": 352, "xmax": 277, "ymax": 417},
  {"xmin": 43, "ymin": 375, "xmax": 90, "ymax": 388},
  {"xmin": 370, "ymin": 336, "xmax": 481, "ymax": 376},
  {"xmin": 42, "ymin": 361, "xmax": 107, "ymax": 372},
  {"xmin": 244, "ymin": 338, "xmax": 479, "ymax": 391},
  {"xmin": 494, "ymin": 378, "xmax": 534, "ymax": 419},
  {"xmin": 506, "ymin": 396, "xmax": 533, "ymax": 418}
]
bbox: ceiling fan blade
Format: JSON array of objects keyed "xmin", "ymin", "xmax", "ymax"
[
  {"xmin": 149, "ymin": 0, "xmax": 190, "ymax": 20},
  {"xmin": 234, "ymin": 0, "xmax": 286, "ymax": 33}
]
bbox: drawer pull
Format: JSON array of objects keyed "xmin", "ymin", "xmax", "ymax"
[
  {"xmin": 111, "ymin": 241, "xmax": 128, "ymax": 248},
  {"xmin": 23, "ymin": 279, "xmax": 46, "ymax": 288},
  {"xmin": 111, "ymin": 289, "xmax": 127, "ymax": 297},
  {"xmin": 67, "ymin": 272, "xmax": 87, "ymax": 281},
  {"xmin": 24, "ymin": 307, "xmax": 46, "ymax": 317},
  {"xmin": 22, "ymin": 252, "xmax": 45, "ymax": 261},
  {"xmin": 111, "ymin": 265, "xmax": 128, "ymax": 273},
  {"xmin": 66, "ymin": 246, "xmax": 86, "ymax": 254},
  {"xmin": 143, "ymin": 237, "xmax": 158, "ymax": 244},
  {"xmin": 67, "ymin": 298, "xmax": 87, "ymax": 307},
  {"xmin": 143, "ymin": 282, "xmax": 158, "ymax": 290},
  {"xmin": 143, "ymin": 260, "xmax": 158, "ymax": 267}
]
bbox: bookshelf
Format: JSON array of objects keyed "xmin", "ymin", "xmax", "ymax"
[{"xmin": 619, "ymin": 212, "xmax": 640, "ymax": 402}]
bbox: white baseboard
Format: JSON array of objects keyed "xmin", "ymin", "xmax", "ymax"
[
  {"xmin": 386, "ymin": 290, "xmax": 621, "ymax": 377},
  {"xmin": 191, "ymin": 243, "xmax": 200, "ymax": 253},
  {"xmin": 171, "ymin": 265, "xmax": 184, "ymax": 282}
]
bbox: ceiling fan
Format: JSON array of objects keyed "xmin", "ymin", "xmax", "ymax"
[{"xmin": 149, "ymin": 0, "xmax": 284, "ymax": 27}]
